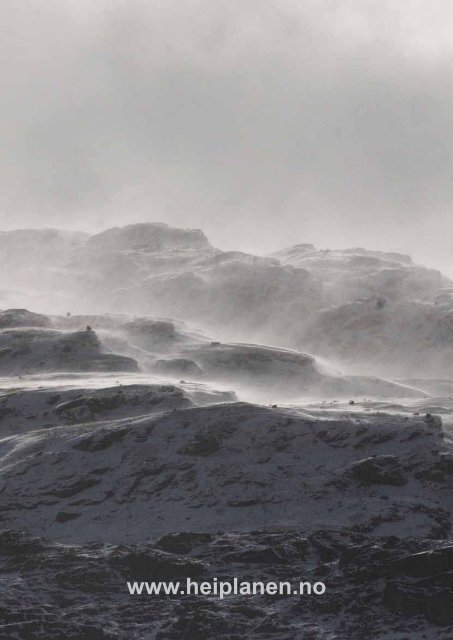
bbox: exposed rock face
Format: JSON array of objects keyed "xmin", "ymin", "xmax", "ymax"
[
  {"xmin": 384, "ymin": 546, "xmax": 453, "ymax": 626},
  {"xmin": 120, "ymin": 318, "xmax": 195, "ymax": 353},
  {"xmin": 184, "ymin": 343, "xmax": 321, "ymax": 390},
  {"xmin": 153, "ymin": 357, "xmax": 204, "ymax": 377},
  {"xmin": 0, "ymin": 384, "xmax": 191, "ymax": 436},
  {"xmin": 87, "ymin": 222, "xmax": 211, "ymax": 252},
  {"xmin": 347, "ymin": 455, "xmax": 407, "ymax": 486},
  {"xmin": 0, "ymin": 328, "xmax": 138, "ymax": 374},
  {"xmin": 0, "ymin": 309, "xmax": 51, "ymax": 329}
]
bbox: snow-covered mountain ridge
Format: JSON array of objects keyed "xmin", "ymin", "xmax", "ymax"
[{"xmin": 1, "ymin": 222, "xmax": 452, "ymax": 376}]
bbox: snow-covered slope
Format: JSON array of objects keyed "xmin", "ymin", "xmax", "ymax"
[
  {"xmin": 1, "ymin": 221, "xmax": 453, "ymax": 377},
  {"xmin": 0, "ymin": 223, "xmax": 323, "ymax": 343},
  {"xmin": 303, "ymin": 297, "xmax": 453, "ymax": 376},
  {"xmin": 273, "ymin": 242, "xmax": 453, "ymax": 375},
  {"xmin": 273, "ymin": 244, "xmax": 443, "ymax": 304},
  {"xmin": 0, "ymin": 308, "xmax": 425, "ymax": 400},
  {"xmin": 154, "ymin": 341, "xmax": 423, "ymax": 399},
  {"xmin": 1, "ymin": 400, "xmax": 449, "ymax": 544}
]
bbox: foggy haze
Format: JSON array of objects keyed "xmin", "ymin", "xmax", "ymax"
[{"xmin": 1, "ymin": 1, "xmax": 453, "ymax": 273}]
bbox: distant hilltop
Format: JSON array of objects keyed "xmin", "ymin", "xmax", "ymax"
[{"xmin": 0, "ymin": 221, "xmax": 452, "ymax": 377}]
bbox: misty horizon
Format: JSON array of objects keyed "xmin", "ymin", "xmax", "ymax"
[
  {"xmin": 1, "ymin": 219, "xmax": 452, "ymax": 279},
  {"xmin": 1, "ymin": 1, "xmax": 453, "ymax": 275}
]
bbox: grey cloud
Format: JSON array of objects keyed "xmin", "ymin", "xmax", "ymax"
[{"xmin": 1, "ymin": 0, "xmax": 453, "ymax": 271}]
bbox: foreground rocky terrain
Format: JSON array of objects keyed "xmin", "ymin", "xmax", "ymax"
[
  {"xmin": 1, "ymin": 373, "xmax": 453, "ymax": 638},
  {"xmin": 2, "ymin": 527, "xmax": 453, "ymax": 639}
]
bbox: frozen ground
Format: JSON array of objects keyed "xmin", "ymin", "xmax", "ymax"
[{"xmin": 1, "ymin": 368, "xmax": 453, "ymax": 638}]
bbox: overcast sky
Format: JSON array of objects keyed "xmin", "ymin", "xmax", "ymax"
[{"xmin": 1, "ymin": 1, "xmax": 453, "ymax": 272}]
